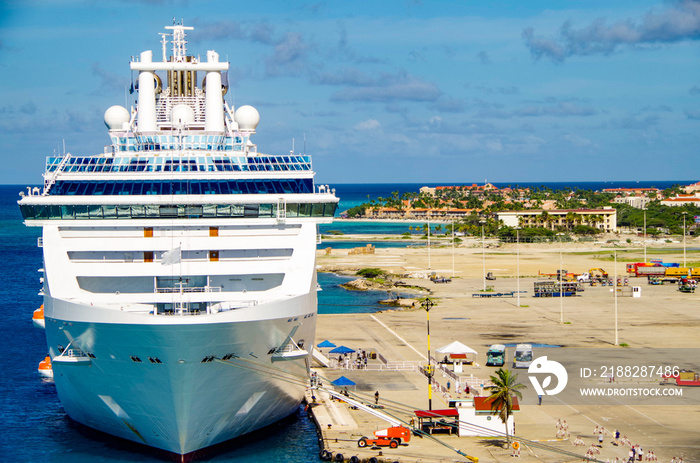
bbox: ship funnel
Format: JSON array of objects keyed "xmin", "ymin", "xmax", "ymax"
[
  {"xmin": 204, "ymin": 50, "xmax": 225, "ymax": 132},
  {"xmin": 137, "ymin": 50, "xmax": 157, "ymax": 132}
]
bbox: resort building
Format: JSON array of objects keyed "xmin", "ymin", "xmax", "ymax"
[
  {"xmin": 683, "ymin": 181, "xmax": 700, "ymax": 194},
  {"xmin": 420, "ymin": 183, "xmax": 526, "ymax": 199},
  {"xmin": 497, "ymin": 207, "xmax": 617, "ymax": 233},
  {"xmin": 365, "ymin": 206, "xmax": 475, "ymax": 220},
  {"xmin": 660, "ymin": 194, "xmax": 700, "ymax": 207},
  {"xmin": 602, "ymin": 187, "xmax": 660, "ymax": 197},
  {"xmin": 612, "ymin": 195, "xmax": 651, "ymax": 209}
]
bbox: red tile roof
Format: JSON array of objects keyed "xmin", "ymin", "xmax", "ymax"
[
  {"xmin": 414, "ymin": 408, "xmax": 460, "ymax": 418},
  {"xmin": 473, "ymin": 396, "xmax": 520, "ymax": 412}
]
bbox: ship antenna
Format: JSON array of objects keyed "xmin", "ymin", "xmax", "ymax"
[
  {"xmin": 159, "ymin": 33, "xmax": 168, "ymax": 62},
  {"xmin": 166, "ymin": 22, "xmax": 193, "ymax": 62},
  {"xmin": 303, "ymin": 133, "xmax": 306, "ymax": 155}
]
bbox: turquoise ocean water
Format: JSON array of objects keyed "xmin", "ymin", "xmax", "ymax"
[{"xmin": 0, "ymin": 180, "xmax": 690, "ymax": 461}]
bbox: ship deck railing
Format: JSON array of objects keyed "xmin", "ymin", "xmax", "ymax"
[
  {"xmin": 46, "ymin": 153, "xmax": 312, "ymax": 173},
  {"xmin": 60, "ymin": 349, "xmax": 91, "ymax": 359}
]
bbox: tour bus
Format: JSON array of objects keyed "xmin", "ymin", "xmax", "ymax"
[
  {"xmin": 486, "ymin": 344, "xmax": 506, "ymax": 367},
  {"xmin": 513, "ymin": 344, "xmax": 533, "ymax": 368}
]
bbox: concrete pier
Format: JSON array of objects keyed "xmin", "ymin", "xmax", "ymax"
[{"xmin": 308, "ymin": 247, "xmax": 700, "ymax": 463}]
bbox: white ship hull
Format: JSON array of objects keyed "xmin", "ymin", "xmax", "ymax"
[{"xmin": 45, "ymin": 290, "xmax": 316, "ymax": 455}]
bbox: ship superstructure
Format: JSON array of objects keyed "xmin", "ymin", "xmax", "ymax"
[{"xmin": 18, "ymin": 23, "xmax": 337, "ymax": 455}]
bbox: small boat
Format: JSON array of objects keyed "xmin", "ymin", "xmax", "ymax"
[
  {"xmin": 32, "ymin": 304, "xmax": 45, "ymax": 329},
  {"xmin": 38, "ymin": 355, "xmax": 53, "ymax": 379}
]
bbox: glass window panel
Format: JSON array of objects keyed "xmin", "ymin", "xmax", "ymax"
[
  {"xmin": 186, "ymin": 205, "xmax": 203, "ymax": 217},
  {"xmin": 102, "ymin": 205, "xmax": 117, "ymax": 219},
  {"xmin": 244, "ymin": 204, "xmax": 259, "ymax": 218},
  {"xmin": 159, "ymin": 206, "xmax": 178, "ymax": 218},
  {"xmin": 117, "ymin": 205, "xmax": 131, "ymax": 218},
  {"xmin": 259, "ymin": 204, "xmax": 272, "ymax": 217},
  {"xmin": 312, "ymin": 203, "xmax": 324, "ymax": 217},
  {"xmin": 74, "ymin": 205, "xmax": 89, "ymax": 219},
  {"xmin": 34, "ymin": 206, "xmax": 48, "ymax": 219},
  {"xmin": 145, "ymin": 205, "xmax": 160, "ymax": 218},
  {"xmin": 231, "ymin": 205, "xmax": 244, "ymax": 217},
  {"xmin": 60, "ymin": 205, "xmax": 75, "ymax": 219},
  {"xmin": 285, "ymin": 203, "xmax": 298, "ymax": 217},
  {"xmin": 203, "ymin": 205, "xmax": 217, "ymax": 217},
  {"xmin": 87, "ymin": 205, "xmax": 103, "ymax": 219},
  {"xmin": 129, "ymin": 205, "xmax": 145, "ymax": 218},
  {"xmin": 301, "ymin": 203, "xmax": 313, "ymax": 217},
  {"xmin": 216, "ymin": 205, "xmax": 231, "ymax": 217},
  {"xmin": 19, "ymin": 205, "xmax": 35, "ymax": 219},
  {"xmin": 324, "ymin": 203, "xmax": 337, "ymax": 217}
]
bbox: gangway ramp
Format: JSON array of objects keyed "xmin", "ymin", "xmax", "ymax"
[{"xmin": 312, "ymin": 348, "xmax": 330, "ymax": 367}]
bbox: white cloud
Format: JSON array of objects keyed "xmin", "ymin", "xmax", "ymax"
[
  {"xmin": 354, "ymin": 119, "xmax": 381, "ymax": 130},
  {"xmin": 563, "ymin": 133, "xmax": 594, "ymax": 147}
]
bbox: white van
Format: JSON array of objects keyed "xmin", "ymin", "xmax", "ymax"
[{"xmin": 513, "ymin": 344, "xmax": 533, "ymax": 368}]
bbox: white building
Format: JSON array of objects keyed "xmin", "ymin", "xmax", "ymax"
[{"xmin": 497, "ymin": 208, "xmax": 617, "ymax": 233}]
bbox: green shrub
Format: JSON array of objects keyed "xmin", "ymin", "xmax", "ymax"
[{"xmin": 356, "ymin": 268, "xmax": 384, "ymax": 278}]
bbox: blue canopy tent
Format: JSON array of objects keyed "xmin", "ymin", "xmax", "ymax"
[
  {"xmin": 329, "ymin": 346, "xmax": 355, "ymax": 354},
  {"xmin": 317, "ymin": 340, "xmax": 336, "ymax": 348},
  {"xmin": 331, "ymin": 376, "xmax": 357, "ymax": 390}
]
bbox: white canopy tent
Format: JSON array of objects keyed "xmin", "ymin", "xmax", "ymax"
[{"xmin": 436, "ymin": 341, "xmax": 478, "ymax": 372}]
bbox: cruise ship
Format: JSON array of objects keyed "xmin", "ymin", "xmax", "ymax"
[{"xmin": 18, "ymin": 23, "xmax": 337, "ymax": 456}]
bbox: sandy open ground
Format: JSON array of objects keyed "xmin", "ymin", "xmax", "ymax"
[{"xmin": 312, "ymin": 233, "xmax": 700, "ymax": 462}]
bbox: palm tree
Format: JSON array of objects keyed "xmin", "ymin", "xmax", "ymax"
[{"xmin": 484, "ymin": 368, "xmax": 526, "ymax": 444}]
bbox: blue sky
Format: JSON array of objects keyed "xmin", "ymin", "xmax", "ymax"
[{"xmin": 1, "ymin": 0, "xmax": 699, "ymax": 185}]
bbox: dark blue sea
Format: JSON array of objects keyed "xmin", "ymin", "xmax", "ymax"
[{"xmin": 0, "ymin": 180, "xmax": 691, "ymax": 461}]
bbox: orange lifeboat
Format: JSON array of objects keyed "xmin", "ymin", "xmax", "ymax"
[
  {"xmin": 32, "ymin": 304, "xmax": 45, "ymax": 329},
  {"xmin": 38, "ymin": 355, "xmax": 53, "ymax": 379}
]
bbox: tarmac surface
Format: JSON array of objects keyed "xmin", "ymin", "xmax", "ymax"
[{"xmin": 310, "ymin": 238, "xmax": 700, "ymax": 462}]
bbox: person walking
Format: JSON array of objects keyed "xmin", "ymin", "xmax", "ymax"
[{"xmin": 374, "ymin": 391, "xmax": 379, "ymax": 405}]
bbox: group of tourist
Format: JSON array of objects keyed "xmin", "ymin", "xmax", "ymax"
[
  {"xmin": 336, "ymin": 350, "xmax": 370, "ymax": 369},
  {"xmin": 562, "ymin": 422, "xmax": 677, "ymax": 462}
]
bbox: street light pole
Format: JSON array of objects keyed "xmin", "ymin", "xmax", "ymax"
[
  {"xmin": 643, "ymin": 206, "xmax": 647, "ymax": 263},
  {"xmin": 516, "ymin": 227, "xmax": 520, "ymax": 308},
  {"xmin": 481, "ymin": 219, "xmax": 486, "ymax": 291},
  {"xmin": 614, "ymin": 250, "xmax": 618, "ymax": 346},
  {"xmin": 560, "ymin": 249, "xmax": 564, "ymax": 324},
  {"xmin": 427, "ymin": 219, "xmax": 431, "ymax": 270},
  {"xmin": 452, "ymin": 220, "xmax": 455, "ymax": 278},
  {"xmin": 683, "ymin": 212, "xmax": 688, "ymax": 268},
  {"xmin": 422, "ymin": 298, "xmax": 434, "ymax": 410}
]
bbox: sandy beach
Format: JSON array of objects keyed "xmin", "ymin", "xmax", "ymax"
[{"xmin": 313, "ymin": 233, "xmax": 700, "ymax": 462}]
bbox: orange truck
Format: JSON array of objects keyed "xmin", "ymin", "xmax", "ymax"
[{"xmin": 357, "ymin": 426, "xmax": 411, "ymax": 448}]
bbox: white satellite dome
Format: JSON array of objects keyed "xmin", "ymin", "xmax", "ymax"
[
  {"xmin": 171, "ymin": 104, "xmax": 195, "ymax": 127},
  {"xmin": 104, "ymin": 105, "xmax": 130, "ymax": 130},
  {"xmin": 235, "ymin": 105, "xmax": 260, "ymax": 131}
]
